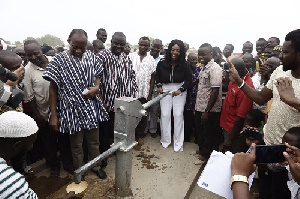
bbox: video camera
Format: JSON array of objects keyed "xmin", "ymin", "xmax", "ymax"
[{"xmin": 0, "ymin": 64, "xmax": 24, "ymax": 109}]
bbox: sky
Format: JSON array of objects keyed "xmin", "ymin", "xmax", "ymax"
[{"xmin": 1, "ymin": 0, "xmax": 300, "ymax": 53}]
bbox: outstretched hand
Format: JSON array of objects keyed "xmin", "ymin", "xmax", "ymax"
[
  {"xmin": 228, "ymin": 60, "xmax": 243, "ymax": 86},
  {"xmin": 275, "ymin": 77, "xmax": 297, "ymax": 105}
]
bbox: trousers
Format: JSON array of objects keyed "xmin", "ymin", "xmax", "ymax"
[
  {"xmin": 69, "ymin": 128, "xmax": 100, "ymax": 171},
  {"xmin": 160, "ymin": 83, "xmax": 186, "ymax": 152},
  {"xmin": 144, "ymin": 91, "xmax": 160, "ymax": 134}
]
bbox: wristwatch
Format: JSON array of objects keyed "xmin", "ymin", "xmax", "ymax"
[{"xmin": 230, "ymin": 175, "xmax": 248, "ymax": 190}]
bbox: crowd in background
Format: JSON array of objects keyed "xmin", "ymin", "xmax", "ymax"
[{"xmin": 1, "ymin": 28, "xmax": 300, "ymax": 199}]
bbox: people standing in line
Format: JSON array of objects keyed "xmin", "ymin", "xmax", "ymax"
[
  {"xmin": 96, "ymin": 28, "xmax": 108, "ymax": 44},
  {"xmin": 241, "ymin": 41, "xmax": 253, "ymax": 56},
  {"xmin": 123, "ymin": 43, "xmax": 131, "ymax": 55},
  {"xmin": 96, "ymin": 32, "xmax": 137, "ymax": 174},
  {"xmin": 213, "ymin": 46, "xmax": 224, "ymax": 65},
  {"xmin": 156, "ymin": 39, "xmax": 192, "ymax": 152},
  {"xmin": 195, "ymin": 43, "xmax": 223, "ymax": 161},
  {"xmin": 229, "ymin": 29, "xmax": 300, "ymax": 199},
  {"xmin": 43, "ymin": 29, "xmax": 109, "ymax": 180},
  {"xmin": 267, "ymin": 36, "xmax": 280, "ymax": 47},
  {"xmin": 254, "ymin": 38, "xmax": 267, "ymax": 68},
  {"xmin": 220, "ymin": 57, "xmax": 254, "ymax": 153},
  {"xmin": 144, "ymin": 39, "xmax": 164, "ymax": 138},
  {"xmin": 23, "ymin": 40, "xmax": 73, "ymax": 177},
  {"xmin": 183, "ymin": 42, "xmax": 189, "ymax": 59},
  {"xmin": 264, "ymin": 45, "xmax": 274, "ymax": 60},
  {"xmin": 242, "ymin": 53, "xmax": 256, "ymax": 77},
  {"xmin": 92, "ymin": 39, "xmax": 105, "ymax": 54},
  {"xmin": 223, "ymin": 44, "xmax": 234, "ymax": 60},
  {"xmin": 129, "ymin": 36, "xmax": 156, "ymax": 145},
  {"xmin": 184, "ymin": 53, "xmax": 201, "ymax": 143}
]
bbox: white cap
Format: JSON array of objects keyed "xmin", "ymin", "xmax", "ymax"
[{"xmin": 0, "ymin": 111, "xmax": 38, "ymax": 138}]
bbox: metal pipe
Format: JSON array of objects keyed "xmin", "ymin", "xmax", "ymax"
[
  {"xmin": 142, "ymin": 92, "xmax": 170, "ymax": 110},
  {"xmin": 115, "ymin": 149, "xmax": 133, "ymax": 196},
  {"xmin": 74, "ymin": 141, "xmax": 123, "ymax": 184}
]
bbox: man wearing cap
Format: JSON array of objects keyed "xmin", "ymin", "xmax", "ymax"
[
  {"xmin": 0, "ymin": 111, "xmax": 38, "ymax": 198},
  {"xmin": 0, "ymin": 111, "xmax": 81, "ymax": 198}
]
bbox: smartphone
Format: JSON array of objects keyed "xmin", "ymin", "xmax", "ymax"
[
  {"xmin": 223, "ymin": 62, "xmax": 230, "ymax": 72},
  {"xmin": 255, "ymin": 144, "xmax": 286, "ymax": 164}
]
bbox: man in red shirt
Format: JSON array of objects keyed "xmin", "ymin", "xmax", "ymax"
[{"xmin": 220, "ymin": 57, "xmax": 254, "ymax": 153}]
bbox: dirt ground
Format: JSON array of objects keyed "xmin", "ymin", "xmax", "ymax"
[{"xmin": 27, "ymin": 135, "xmax": 204, "ymax": 198}]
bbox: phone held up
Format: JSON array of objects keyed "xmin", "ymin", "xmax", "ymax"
[{"xmin": 255, "ymin": 144, "xmax": 286, "ymax": 164}]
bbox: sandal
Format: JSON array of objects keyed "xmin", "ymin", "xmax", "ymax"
[{"xmin": 23, "ymin": 166, "xmax": 33, "ymax": 174}]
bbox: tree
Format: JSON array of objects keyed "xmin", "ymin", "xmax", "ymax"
[
  {"xmin": 14, "ymin": 41, "xmax": 21, "ymax": 45},
  {"xmin": 36, "ymin": 34, "xmax": 64, "ymax": 47},
  {"xmin": 23, "ymin": 37, "xmax": 36, "ymax": 43},
  {"xmin": 3, "ymin": 40, "xmax": 11, "ymax": 45}
]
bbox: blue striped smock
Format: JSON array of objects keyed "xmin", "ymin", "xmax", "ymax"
[
  {"xmin": 0, "ymin": 158, "xmax": 38, "ymax": 199},
  {"xmin": 96, "ymin": 49, "xmax": 137, "ymax": 112},
  {"xmin": 43, "ymin": 50, "xmax": 108, "ymax": 134}
]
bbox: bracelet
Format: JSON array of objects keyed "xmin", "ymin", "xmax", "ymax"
[
  {"xmin": 230, "ymin": 175, "xmax": 248, "ymax": 190},
  {"xmin": 238, "ymin": 80, "xmax": 245, "ymax": 89}
]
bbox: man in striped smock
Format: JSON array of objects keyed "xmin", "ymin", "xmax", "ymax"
[
  {"xmin": 43, "ymin": 29, "xmax": 109, "ymax": 179},
  {"xmin": 96, "ymin": 32, "xmax": 137, "ymax": 170}
]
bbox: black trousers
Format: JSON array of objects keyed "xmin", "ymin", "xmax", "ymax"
[
  {"xmin": 195, "ymin": 111, "xmax": 221, "ymax": 158},
  {"xmin": 30, "ymin": 123, "xmax": 73, "ymax": 170},
  {"xmin": 135, "ymin": 98, "xmax": 148, "ymax": 140},
  {"xmin": 258, "ymin": 168, "xmax": 291, "ymax": 199},
  {"xmin": 184, "ymin": 110, "xmax": 196, "ymax": 142},
  {"xmin": 99, "ymin": 111, "xmax": 114, "ymax": 154}
]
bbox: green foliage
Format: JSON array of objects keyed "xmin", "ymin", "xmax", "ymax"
[
  {"xmin": 23, "ymin": 37, "xmax": 36, "ymax": 43},
  {"xmin": 23, "ymin": 34, "xmax": 64, "ymax": 47},
  {"xmin": 37, "ymin": 34, "xmax": 64, "ymax": 47},
  {"xmin": 14, "ymin": 41, "xmax": 21, "ymax": 45}
]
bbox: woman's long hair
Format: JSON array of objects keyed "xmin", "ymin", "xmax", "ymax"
[{"xmin": 165, "ymin": 39, "xmax": 186, "ymax": 66}]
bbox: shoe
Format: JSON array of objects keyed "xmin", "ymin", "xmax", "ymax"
[
  {"xmin": 50, "ymin": 167, "xmax": 60, "ymax": 178},
  {"xmin": 92, "ymin": 169, "xmax": 107, "ymax": 179},
  {"xmin": 137, "ymin": 138, "xmax": 144, "ymax": 146},
  {"xmin": 101, "ymin": 158, "xmax": 108, "ymax": 169},
  {"xmin": 150, "ymin": 133, "xmax": 157, "ymax": 138},
  {"xmin": 23, "ymin": 166, "xmax": 33, "ymax": 174}
]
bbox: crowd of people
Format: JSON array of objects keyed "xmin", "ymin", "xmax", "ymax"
[{"xmin": 1, "ymin": 28, "xmax": 300, "ymax": 198}]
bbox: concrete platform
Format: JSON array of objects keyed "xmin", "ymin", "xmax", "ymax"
[{"xmin": 28, "ymin": 134, "xmax": 214, "ymax": 198}]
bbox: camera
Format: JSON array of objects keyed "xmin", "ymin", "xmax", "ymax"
[
  {"xmin": 220, "ymin": 62, "xmax": 230, "ymax": 72},
  {"xmin": 0, "ymin": 64, "xmax": 24, "ymax": 109}
]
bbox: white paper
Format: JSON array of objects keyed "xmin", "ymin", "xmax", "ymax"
[
  {"xmin": 82, "ymin": 88, "xmax": 89, "ymax": 95},
  {"xmin": 197, "ymin": 150, "xmax": 254, "ymax": 199}
]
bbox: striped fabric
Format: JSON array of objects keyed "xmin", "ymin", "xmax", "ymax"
[
  {"xmin": 43, "ymin": 50, "xmax": 108, "ymax": 134},
  {"xmin": 0, "ymin": 158, "xmax": 38, "ymax": 199},
  {"xmin": 96, "ymin": 49, "xmax": 137, "ymax": 111}
]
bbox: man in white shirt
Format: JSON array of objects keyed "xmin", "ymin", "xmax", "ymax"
[
  {"xmin": 129, "ymin": 37, "xmax": 156, "ymax": 145},
  {"xmin": 144, "ymin": 39, "xmax": 163, "ymax": 138},
  {"xmin": 229, "ymin": 29, "xmax": 300, "ymax": 199}
]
